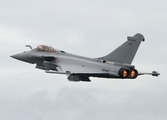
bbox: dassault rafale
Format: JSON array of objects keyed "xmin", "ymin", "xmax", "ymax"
[{"xmin": 11, "ymin": 33, "xmax": 160, "ymax": 82}]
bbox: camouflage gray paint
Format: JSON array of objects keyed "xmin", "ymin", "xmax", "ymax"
[{"xmin": 11, "ymin": 33, "xmax": 160, "ymax": 82}]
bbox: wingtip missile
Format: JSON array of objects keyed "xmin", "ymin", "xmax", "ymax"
[{"xmin": 152, "ymin": 71, "xmax": 160, "ymax": 77}]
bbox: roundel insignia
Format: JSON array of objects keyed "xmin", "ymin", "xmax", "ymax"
[{"xmin": 54, "ymin": 58, "xmax": 59, "ymax": 63}]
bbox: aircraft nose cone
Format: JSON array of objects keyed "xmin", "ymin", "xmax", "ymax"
[
  {"xmin": 10, "ymin": 53, "xmax": 25, "ymax": 61},
  {"xmin": 11, "ymin": 52, "xmax": 35, "ymax": 64}
]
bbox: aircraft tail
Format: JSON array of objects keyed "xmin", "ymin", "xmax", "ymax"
[{"xmin": 100, "ymin": 33, "xmax": 145, "ymax": 64}]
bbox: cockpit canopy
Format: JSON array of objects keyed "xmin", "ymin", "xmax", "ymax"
[{"xmin": 32, "ymin": 45, "xmax": 57, "ymax": 53}]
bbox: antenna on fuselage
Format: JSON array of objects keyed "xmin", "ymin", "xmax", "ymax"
[{"xmin": 25, "ymin": 45, "xmax": 33, "ymax": 49}]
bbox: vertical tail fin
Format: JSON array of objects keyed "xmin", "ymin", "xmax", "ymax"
[{"xmin": 101, "ymin": 33, "xmax": 145, "ymax": 64}]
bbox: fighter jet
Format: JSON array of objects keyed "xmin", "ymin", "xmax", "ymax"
[{"xmin": 11, "ymin": 33, "xmax": 160, "ymax": 82}]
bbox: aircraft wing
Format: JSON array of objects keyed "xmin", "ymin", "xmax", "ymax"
[
  {"xmin": 37, "ymin": 55, "xmax": 116, "ymax": 80},
  {"xmin": 138, "ymin": 71, "xmax": 160, "ymax": 77},
  {"xmin": 45, "ymin": 65, "xmax": 120, "ymax": 82},
  {"xmin": 45, "ymin": 70, "xmax": 118, "ymax": 76}
]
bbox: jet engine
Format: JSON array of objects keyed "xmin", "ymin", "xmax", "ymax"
[
  {"xmin": 129, "ymin": 69, "xmax": 138, "ymax": 78},
  {"xmin": 118, "ymin": 68, "xmax": 130, "ymax": 78},
  {"xmin": 118, "ymin": 68, "xmax": 138, "ymax": 79}
]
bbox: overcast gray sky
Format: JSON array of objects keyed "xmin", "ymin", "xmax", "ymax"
[{"xmin": 0, "ymin": 0, "xmax": 167, "ymax": 120}]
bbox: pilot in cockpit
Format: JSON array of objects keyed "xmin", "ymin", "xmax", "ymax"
[{"xmin": 33, "ymin": 45, "xmax": 57, "ymax": 53}]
